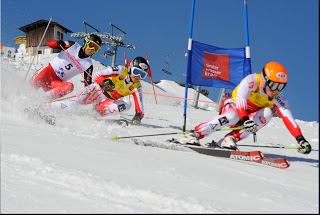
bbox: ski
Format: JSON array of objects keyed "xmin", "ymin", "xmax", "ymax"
[
  {"xmin": 166, "ymin": 138, "xmax": 263, "ymax": 162},
  {"xmin": 187, "ymin": 145, "xmax": 290, "ymax": 168},
  {"xmin": 166, "ymin": 138, "xmax": 290, "ymax": 169},
  {"xmin": 24, "ymin": 107, "xmax": 56, "ymax": 125},
  {"xmin": 202, "ymin": 139, "xmax": 291, "ymax": 169},
  {"xmin": 184, "ymin": 144, "xmax": 263, "ymax": 162},
  {"xmin": 259, "ymin": 157, "xmax": 290, "ymax": 169},
  {"xmin": 107, "ymin": 119, "xmax": 129, "ymax": 127},
  {"xmin": 95, "ymin": 118, "xmax": 129, "ymax": 127}
]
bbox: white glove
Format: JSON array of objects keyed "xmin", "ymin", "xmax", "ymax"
[
  {"xmin": 296, "ymin": 135, "xmax": 311, "ymax": 154},
  {"xmin": 243, "ymin": 120, "xmax": 257, "ymax": 133}
]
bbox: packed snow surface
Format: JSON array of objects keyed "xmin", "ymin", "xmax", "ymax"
[{"xmin": 1, "ymin": 52, "xmax": 319, "ymax": 213}]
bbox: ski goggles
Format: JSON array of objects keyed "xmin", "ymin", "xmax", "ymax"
[
  {"xmin": 266, "ymin": 80, "xmax": 286, "ymax": 91},
  {"xmin": 131, "ymin": 67, "xmax": 148, "ymax": 79},
  {"xmin": 86, "ymin": 40, "xmax": 101, "ymax": 54},
  {"xmin": 262, "ymin": 70, "xmax": 286, "ymax": 91}
]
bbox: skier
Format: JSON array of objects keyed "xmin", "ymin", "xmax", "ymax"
[
  {"xmin": 30, "ymin": 34, "xmax": 102, "ymax": 101},
  {"xmin": 180, "ymin": 62, "xmax": 312, "ymax": 154},
  {"xmin": 41, "ymin": 56, "xmax": 149, "ymax": 125}
]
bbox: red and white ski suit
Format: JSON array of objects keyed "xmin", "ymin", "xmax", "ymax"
[
  {"xmin": 43, "ymin": 65, "xmax": 144, "ymax": 118},
  {"xmin": 194, "ymin": 73, "xmax": 303, "ymax": 142},
  {"xmin": 30, "ymin": 42, "xmax": 93, "ymax": 101}
]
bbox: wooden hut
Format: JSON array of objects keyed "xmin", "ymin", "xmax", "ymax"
[{"xmin": 19, "ymin": 20, "xmax": 72, "ymax": 55}]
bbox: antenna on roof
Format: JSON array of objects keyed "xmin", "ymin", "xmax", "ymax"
[{"xmin": 83, "ymin": 21, "xmax": 100, "ymax": 33}]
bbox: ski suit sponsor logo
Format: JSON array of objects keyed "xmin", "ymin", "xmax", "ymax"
[
  {"xmin": 112, "ymin": 66, "xmax": 119, "ymax": 71},
  {"xmin": 259, "ymin": 116, "xmax": 266, "ymax": 124},
  {"xmin": 248, "ymin": 81, "xmax": 254, "ymax": 89},
  {"xmin": 218, "ymin": 116, "xmax": 229, "ymax": 126},
  {"xmin": 202, "ymin": 52, "xmax": 230, "ymax": 82},
  {"xmin": 275, "ymin": 96, "xmax": 285, "ymax": 107},
  {"xmin": 57, "ymin": 67, "xmax": 65, "ymax": 77},
  {"xmin": 118, "ymin": 104, "xmax": 126, "ymax": 112},
  {"xmin": 119, "ymin": 75, "xmax": 124, "ymax": 80},
  {"xmin": 208, "ymin": 124, "xmax": 218, "ymax": 132},
  {"xmin": 137, "ymin": 88, "xmax": 143, "ymax": 103},
  {"xmin": 129, "ymin": 86, "xmax": 134, "ymax": 91}
]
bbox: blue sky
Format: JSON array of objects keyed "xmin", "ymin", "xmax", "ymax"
[{"xmin": 1, "ymin": 0, "xmax": 319, "ymax": 122}]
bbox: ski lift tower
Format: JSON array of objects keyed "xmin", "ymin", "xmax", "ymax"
[{"xmin": 70, "ymin": 22, "xmax": 135, "ymax": 66}]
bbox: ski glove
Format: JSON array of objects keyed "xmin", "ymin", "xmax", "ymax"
[
  {"xmin": 101, "ymin": 79, "xmax": 115, "ymax": 92},
  {"xmin": 57, "ymin": 40, "xmax": 67, "ymax": 49},
  {"xmin": 243, "ymin": 120, "xmax": 257, "ymax": 133},
  {"xmin": 238, "ymin": 116, "xmax": 249, "ymax": 126},
  {"xmin": 132, "ymin": 113, "xmax": 142, "ymax": 125},
  {"xmin": 296, "ymin": 135, "xmax": 311, "ymax": 154}
]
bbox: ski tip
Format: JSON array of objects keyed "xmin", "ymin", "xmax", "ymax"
[{"xmin": 112, "ymin": 137, "xmax": 120, "ymax": 140}]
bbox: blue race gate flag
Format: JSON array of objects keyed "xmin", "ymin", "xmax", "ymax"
[{"xmin": 187, "ymin": 40, "xmax": 251, "ymax": 89}]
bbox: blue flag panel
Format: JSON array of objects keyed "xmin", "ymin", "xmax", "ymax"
[{"xmin": 187, "ymin": 40, "xmax": 251, "ymax": 90}]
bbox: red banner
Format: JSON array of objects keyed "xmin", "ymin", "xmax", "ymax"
[{"xmin": 202, "ymin": 52, "xmax": 230, "ymax": 82}]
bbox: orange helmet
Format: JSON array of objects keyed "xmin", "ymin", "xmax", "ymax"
[{"xmin": 260, "ymin": 62, "xmax": 287, "ymax": 92}]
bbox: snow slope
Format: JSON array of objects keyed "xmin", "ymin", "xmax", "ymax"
[{"xmin": 1, "ymin": 52, "xmax": 319, "ymax": 213}]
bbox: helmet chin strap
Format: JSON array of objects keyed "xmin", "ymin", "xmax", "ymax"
[
  {"xmin": 263, "ymin": 82, "xmax": 267, "ymax": 94},
  {"xmin": 263, "ymin": 82, "xmax": 274, "ymax": 101},
  {"xmin": 126, "ymin": 73, "xmax": 133, "ymax": 83},
  {"xmin": 127, "ymin": 66, "xmax": 133, "ymax": 82},
  {"xmin": 79, "ymin": 46, "xmax": 89, "ymax": 58}
]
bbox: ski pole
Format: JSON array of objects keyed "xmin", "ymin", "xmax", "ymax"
[
  {"xmin": 216, "ymin": 127, "xmax": 244, "ymax": 131},
  {"xmin": 253, "ymin": 132, "xmax": 257, "ymax": 142},
  {"xmin": 145, "ymin": 51, "xmax": 157, "ymax": 104},
  {"xmin": 237, "ymin": 144, "xmax": 302, "ymax": 149},
  {"xmin": 25, "ymin": 16, "xmax": 53, "ymax": 80},
  {"xmin": 112, "ymin": 126, "xmax": 245, "ymax": 140},
  {"xmin": 119, "ymin": 115, "xmax": 140, "ymax": 125},
  {"xmin": 112, "ymin": 131, "xmax": 192, "ymax": 140}
]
